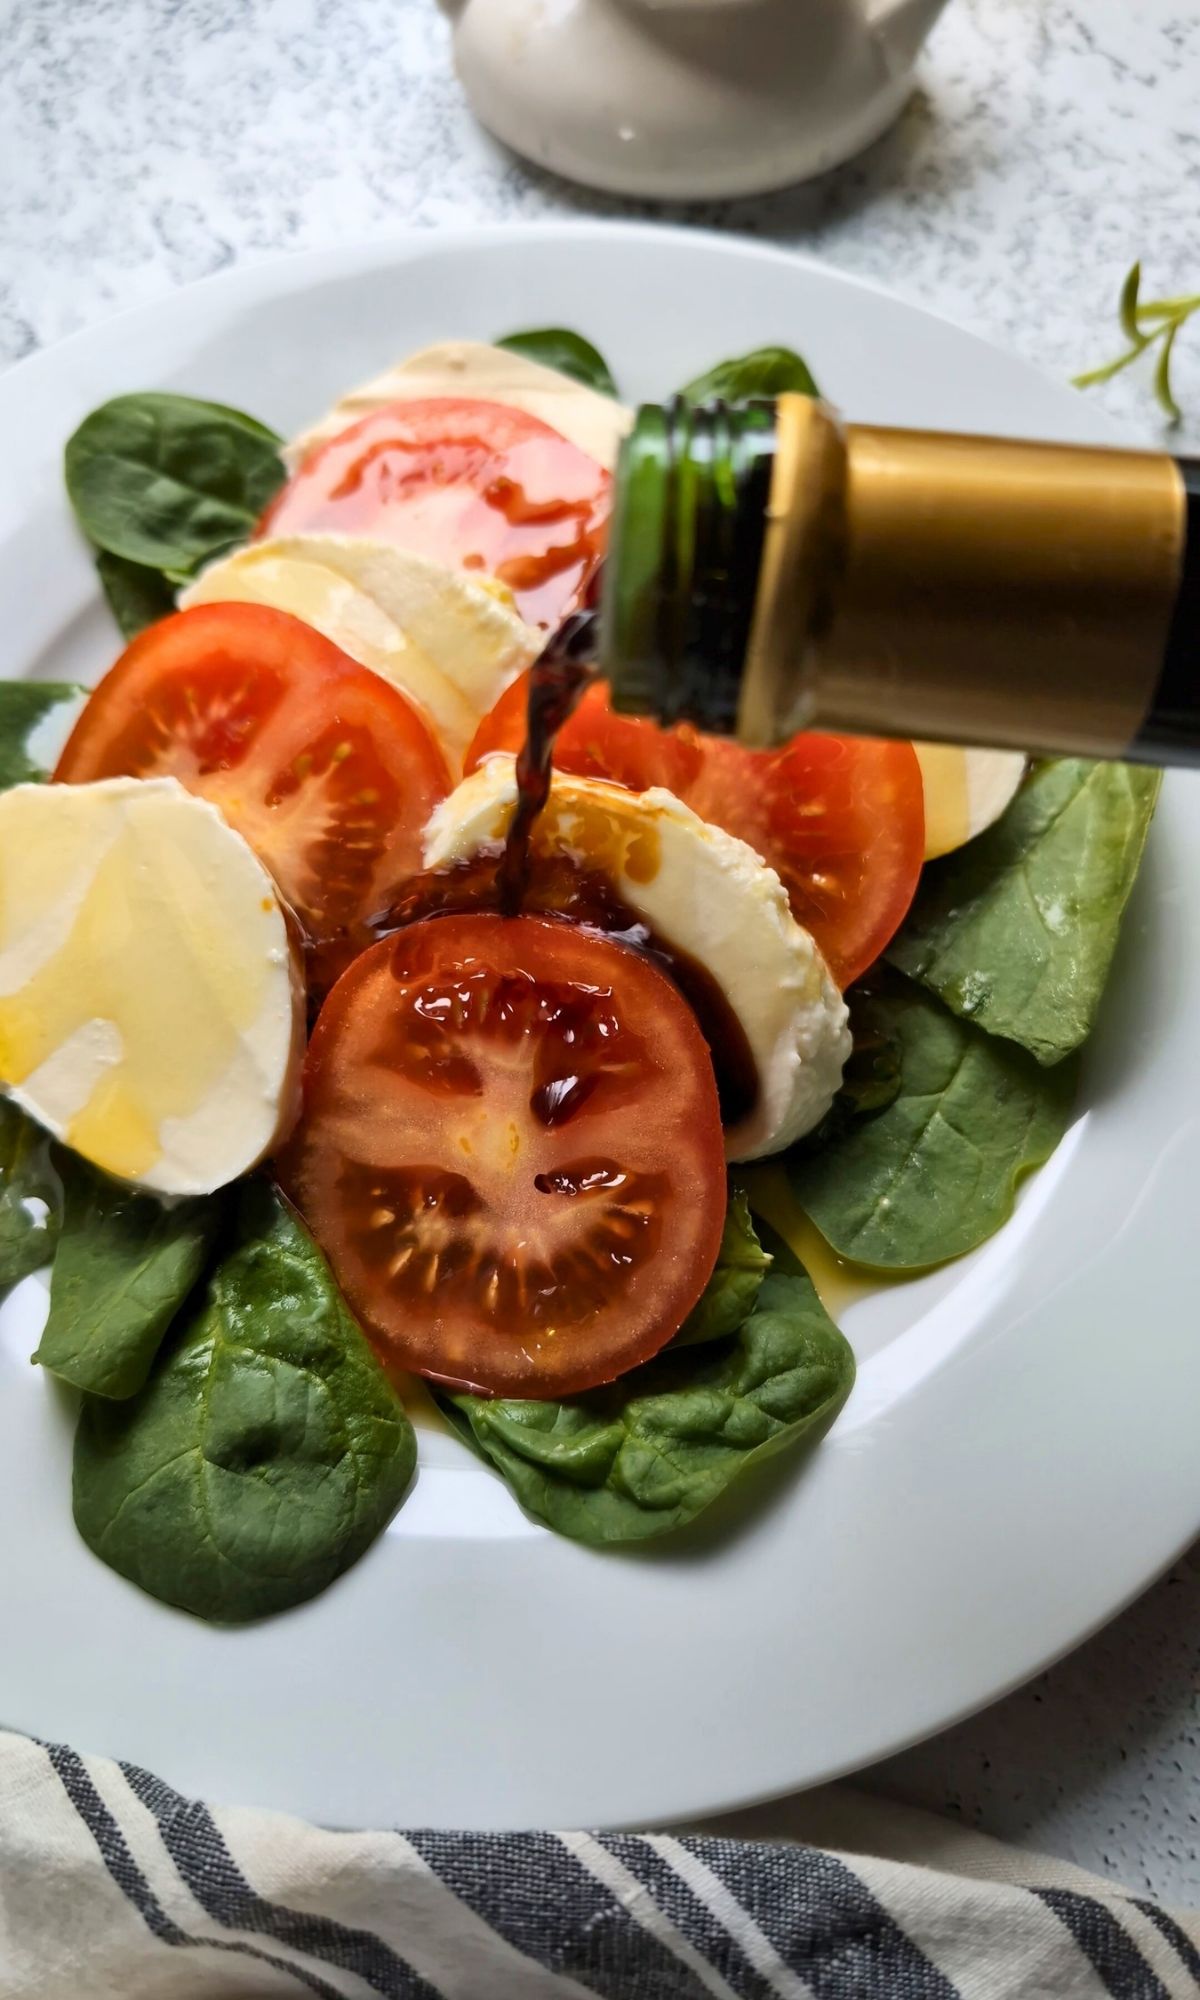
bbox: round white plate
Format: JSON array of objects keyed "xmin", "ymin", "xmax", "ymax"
[{"xmin": 1, "ymin": 223, "xmax": 1197, "ymax": 1831}]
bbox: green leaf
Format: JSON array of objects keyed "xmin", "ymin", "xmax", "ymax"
[
  {"xmin": 797, "ymin": 978, "xmax": 904, "ymax": 1158},
  {"xmin": 94, "ymin": 551, "xmax": 176, "ymax": 639},
  {"xmin": 1136, "ymin": 291, "xmax": 1200, "ymax": 321},
  {"xmin": 35, "ymin": 1159, "xmax": 221, "ymax": 1399},
  {"xmin": 0, "ymin": 1100, "xmax": 61, "ymax": 1291},
  {"xmin": 64, "ymin": 392, "xmax": 285, "ymax": 576},
  {"xmin": 441, "ymin": 1261, "xmax": 853, "ymax": 1545},
  {"xmin": 673, "ymin": 1185, "xmax": 771, "ymax": 1347},
  {"xmin": 787, "ymin": 976, "xmax": 1076, "ymax": 1271},
  {"xmin": 1074, "ymin": 265, "xmax": 1198, "ymax": 414},
  {"xmin": 1154, "ymin": 321, "xmax": 1183, "ymax": 425},
  {"xmin": 1071, "ymin": 346, "xmax": 1146, "ymax": 391},
  {"xmin": 0, "ymin": 681, "xmax": 85, "ymax": 791},
  {"xmin": 888, "ymin": 759, "xmax": 1160, "ymax": 1066},
  {"xmin": 72, "ymin": 1181, "xmax": 416, "ymax": 1623},
  {"xmin": 680, "ymin": 345, "xmax": 820, "ymax": 405},
  {"xmin": 1119, "ymin": 261, "xmax": 1142, "ymax": 343},
  {"xmin": 495, "ymin": 328, "xmax": 618, "ymax": 396}
]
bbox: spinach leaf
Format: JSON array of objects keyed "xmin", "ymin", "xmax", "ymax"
[
  {"xmin": 787, "ymin": 975, "xmax": 1076, "ymax": 1270},
  {"xmin": 442, "ymin": 1252, "xmax": 853, "ymax": 1546},
  {"xmin": 495, "ymin": 328, "xmax": 618, "ymax": 396},
  {"xmin": 680, "ymin": 345, "xmax": 820, "ymax": 404},
  {"xmin": 36, "ymin": 1160, "xmax": 221, "ymax": 1399},
  {"xmin": 0, "ymin": 681, "xmax": 85, "ymax": 790},
  {"xmin": 0, "ymin": 1100, "xmax": 61, "ymax": 1291},
  {"xmin": 796, "ymin": 978, "xmax": 903, "ymax": 1157},
  {"xmin": 64, "ymin": 392, "xmax": 285, "ymax": 577},
  {"xmin": 94, "ymin": 551, "xmax": 176, "ymax": 640},
  {"xmin": 673, "ymin": 1185, "xmax": 771, "ymax": 1347},
  {"xmin": 888, "ymin": 760, "xmax": 1161, "ymax": 1066},
  {"xmin": 73, "ymin": 1181, "xmax": 415, "ymax": 1623}
]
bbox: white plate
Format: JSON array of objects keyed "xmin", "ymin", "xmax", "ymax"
[{"xmin": 1, "ymin": 222, "xmax": 1197, "ymax": 1831}]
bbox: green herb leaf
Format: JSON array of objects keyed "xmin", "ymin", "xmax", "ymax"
[
  {"xmin": 36, "ymin": 1160, "xmax": 221, "ymax": 1399},
  {"xmin": 1154, "ymin": 321, "xmax": 1183, "ymax": 425},
  {"xmin": 680, "ymin": 346, "xmax": 820, "ymax": 405},
  {"xmin": 64, "ymin": 393, "xmax": 285, "ymax": 576},
  {"xmin": 672, "ymin": 1185, "xmax": 771, "ymax": 1348},
  {"xmin": 72, "ymin": 1181, "xmax": 416, "ymax": 1622},
  {"xmin": 0, "ymin": 1101, "xmax": 61, "ymax": 1291},
  {"xmin": 94, "ymin": 551, "xmax": 177, "ymax": 640},
  {"xmin": 888, "ymin": 759, "xmax": 1160, "ymax": 1066},
  {"xmin": 1136, "ymin": 292, "xmax": 1200, "ymax": 322},
  {"xmin": 1074, "ymin": 264, "xmax": 1198, "ymax": 415},
  {"xmin": 0, "ymin": 681, "xmax": 85, "ymax": 791},
  {"xmin": 495, "ymin": 328, "xmax": 618, "ymax": 397},
  {"xmin": 787, "ymin": 976, "xmax": 1076, "ymax": 1271},
  {"xmin": 1071, "ymin": 347, "xmax": 1145, "ymax": 391},
  {"xmin": 797, "ymin": 979, "xmax": 904, "ymax": 1158},
  {"xmin": 1119, "ymin": 261, "xmax": 1143, "ymax": 343},
  {"xmin": 441, "ymin": 1251, "xmax": 852, "ymax": 1545}
]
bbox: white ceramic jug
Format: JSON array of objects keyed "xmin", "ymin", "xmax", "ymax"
[{"xmin": 439, "ymin": 0, "xmax": 949, "ymax": 200}]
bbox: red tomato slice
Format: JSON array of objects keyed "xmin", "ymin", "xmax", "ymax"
[
  {"xmin": 684, "ymin": 734, "xmax": 924, "ymax": 988},
  {"xmin": 466, "ymin": 672, "xmax": 704, "ymax": 795},
  {"xmin": 259, "ymin": 397, "xmax": 611, "ymax": 630},
  {"xmin": 275, "ymin": 912, "xmax": 727, "ymax": 1398},
  {"xmin": 467, "ymin": 676, "xmax": 925, "ymax": 988},
  {"xmin": 55, "ymin": 603, "xmax": 450, "ymax": 982}
]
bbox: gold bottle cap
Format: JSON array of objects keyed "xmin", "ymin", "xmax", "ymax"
[{"xmin": 745, "ymin": 396, "xmax": 1188, "ymax": 758}]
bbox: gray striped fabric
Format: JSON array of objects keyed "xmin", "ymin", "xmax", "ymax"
[{"xmin": 1, "ymin": 1730, "xmax": 1197, "ymax": 2000}]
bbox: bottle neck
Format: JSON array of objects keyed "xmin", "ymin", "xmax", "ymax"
[
  {"xmin": 602, "ymin": 394, "xmax": 1195, "ymax": 763},
  {"xmin": 599, "ymin": 397, "xmax": 777, "ymax": 733}
]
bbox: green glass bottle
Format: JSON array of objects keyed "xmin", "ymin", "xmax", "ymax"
[{"xmin": 600, "ymin": 394, "xmax": 1200, "ymax": 764}]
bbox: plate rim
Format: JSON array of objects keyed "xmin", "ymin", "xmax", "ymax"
[
  {"xmin": 0, "ymin": 219, "xmax": 1194, "ymax": 1831},
  {"xmin": 0, "ymin": 215, "xmax": 1142, "ymax": 444}
]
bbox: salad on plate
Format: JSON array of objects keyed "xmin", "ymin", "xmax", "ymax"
[{"xmin": 0, "ymin": 329, "xmax": 1158, "ymax": 1622}]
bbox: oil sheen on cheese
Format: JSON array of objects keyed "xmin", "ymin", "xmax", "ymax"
[
  {"xmin": 0, "ymin": 777, "xmax": 303, "ymax": 1194},
  {"xmin": 914, "ymin": 743, "xmax": 1026, "ymax": 860}
]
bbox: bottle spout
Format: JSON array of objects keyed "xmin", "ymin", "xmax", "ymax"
[{"xmin": 866, "ymin": 0, "xmax": 949, "ymax": 76}]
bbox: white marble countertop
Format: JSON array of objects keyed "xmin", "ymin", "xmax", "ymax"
[{"xmin": 4, "ymin": 0, "xmax": 1199, "ymax": 1903}]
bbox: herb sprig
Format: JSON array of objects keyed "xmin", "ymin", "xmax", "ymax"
[{"xmin": 1073, "ymin": 262, "xmax": 1199, "ymax": 424}]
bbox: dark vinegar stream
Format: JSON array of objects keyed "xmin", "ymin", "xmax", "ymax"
[
  {"xmin": 377, "ymin": 602, "xmax": 761, "ymax": 1129},
  {"xmin": 496, "ymin": 608, "xmax": 598, "ymax": 914}
]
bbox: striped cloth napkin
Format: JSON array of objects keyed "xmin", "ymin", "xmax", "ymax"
[{"xmin": 1, "ymin": 1729, "xmax": 1197, "ymax": 1999}]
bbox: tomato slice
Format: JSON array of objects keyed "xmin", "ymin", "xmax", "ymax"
[
  {"xmin": 466, "ymin": 671, "xmax": 704, "ymax": 795},
  {"xmin": 684, "ymin": 734, "xmax": 925, "ymax": 989},
  {"xmin": 275, "ymin": 913, "xmax": 727, "ymax": 1398},
  {"xmin": 55, "ymin": 603, "xmax": 450, "ymax": 982},
  {"xmin": 258, "ymin": 397, "xmax": 611, "ymax": 630},
  {"xmin": 467, "ymin": 676, "xmax": 925, "ymax": 988}
]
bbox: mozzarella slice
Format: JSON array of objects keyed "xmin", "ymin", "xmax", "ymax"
[
  {"xmin": 424, "ymin": 760, "xmax": 850, "ymax": 1162},
  {"xmin": 914, "ymin": 743, "xmax": 1026, "ymax": 860},
  {"xmin": 0, "ymin": 778, "xmax": 303, "ymax": 1196},
  {"xmin": 254, "ymin": 535, "xmax": 542, "ymax": 717},
  {"xmin": 284, "ymin": 339, "xmax": 631, "ymax": 471},
  {"xmin": 181, "ymin": 537, "xmax": 542, "ymax": 770},
  {"xmin": 180, "ymin": 543, "xmax": 476, "ymax": 767}
]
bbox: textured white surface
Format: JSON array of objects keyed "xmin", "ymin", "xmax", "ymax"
[
  {"xmin": 3, "ymin": 0, "xmax": 1199, "ymax": 443},
  {"xmin": 3, "ymin": 0, "xmax": 1198, "ymax": 1901}
]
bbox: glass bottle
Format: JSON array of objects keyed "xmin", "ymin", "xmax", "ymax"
[{"xmin": 599, "ymin": 395, "xmax": 1200, "ymax": 764}]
